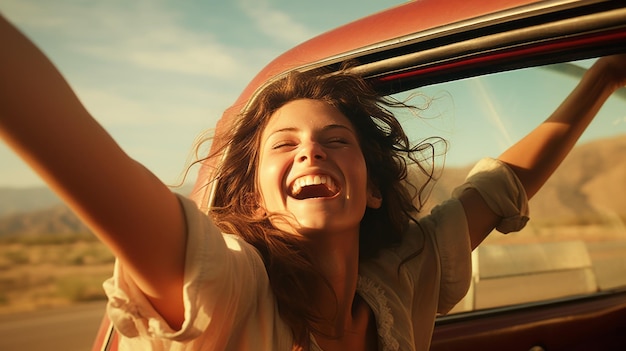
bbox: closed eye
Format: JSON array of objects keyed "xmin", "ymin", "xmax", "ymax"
[
  {"xmin": 271, "ymin": 140, "xmax": 297, "ymax": 150},
  {"xmin": 326, "ymin": 137, "xmax": 349, "ymax": 146}
]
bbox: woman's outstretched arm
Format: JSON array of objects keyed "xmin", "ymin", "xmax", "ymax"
[
  {"xmin": 459, "ymin": 54, "xmax": 626, "ymax": 249},
  {"xmin": 0, "ymin": 15, "xmax": 186, "ymax": 328}
]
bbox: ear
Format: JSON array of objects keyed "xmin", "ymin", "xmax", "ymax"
[{"xmin": 366, "ymin": 185, "xmax": 382, "ymax": 209}]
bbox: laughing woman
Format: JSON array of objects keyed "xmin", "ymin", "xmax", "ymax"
[{"xmin": 1, "ymin": 14, "xmax": 626, "ymax": 351}]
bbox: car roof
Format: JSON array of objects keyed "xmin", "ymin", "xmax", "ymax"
[{"xmin": 231, "ymin": 0, "xmax": 545, "ymax": 115}]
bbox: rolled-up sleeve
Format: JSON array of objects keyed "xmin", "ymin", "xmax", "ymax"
[
  {"xmin": 452, "ymin": 157, "xmax": 529, "ymax": 234},
  {"xmin": 103, "ymin": 193, "xmax": 270, "ymax": 347}
]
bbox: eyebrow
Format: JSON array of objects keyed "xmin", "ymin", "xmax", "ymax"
[{"xmin": 267, "ymin": 123, "xmax": 355, "ymax": 137}]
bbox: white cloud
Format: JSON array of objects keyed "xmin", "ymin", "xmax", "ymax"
[
  {"xmin": 79, "ymin": 40, "xmax": 244, "ymax": 79},
  {"xmin": 1, "ymin": 0, "xmax": 253, "ymax": 79},
  {"xmin": 75, "ymin": 83, "xmax": 229, "ymax": 129},
  {"xmin": 237, "ymin": 0, "xmax": 317, "ymax": 45},
  {"xmin": 0, "ymin": 0, "xmax": 73, "ymax": 28},
  {"xmin": 75, "ymin": 88, "xmax": 155, "ymax": 126},
  {"xmin": 76, "ymin": 8, "xmax": 246, "ymax": 79}
]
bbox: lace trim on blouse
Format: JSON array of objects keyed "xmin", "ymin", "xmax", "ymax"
[
  {"xmin": 357, "ymin": 275, "xmax": 400, "ymax": 351},
  {"xmin": 309, "ymin": 275, "xmax": 399, "ymax": 351}
]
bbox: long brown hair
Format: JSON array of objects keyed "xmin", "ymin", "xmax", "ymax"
[{"xmin": 203, "ymin": 67, "xmax": 441, "ymax": 348}]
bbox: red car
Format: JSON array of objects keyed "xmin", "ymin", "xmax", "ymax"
[{"xmin": 93, "ymin": 0, "xmax": 626, "ymax": 350}]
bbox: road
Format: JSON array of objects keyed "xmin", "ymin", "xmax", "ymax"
[{"xmin": 0, "ymin": 301, "xmax": 106, "ymax": 351}]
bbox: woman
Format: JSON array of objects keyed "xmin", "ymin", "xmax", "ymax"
[{"xmin": 1, "ymin": 14, "xmax": 625, "ymax": 350}]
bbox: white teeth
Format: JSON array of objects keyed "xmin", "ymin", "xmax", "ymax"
[{"xmin": 290, "ymin": 175, "xmax": 337, "ymax": 196}]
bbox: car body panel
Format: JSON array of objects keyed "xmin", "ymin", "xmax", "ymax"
[
  {"xmin": 431, "ymin": 291, "xmax": 626, "ymax": 351},
  {"xmin": 232, "ymin": 0, "xmax": 545, "ymax": 106}
]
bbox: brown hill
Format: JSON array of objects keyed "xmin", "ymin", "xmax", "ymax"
[
  {"xmin": 532, "ymin": 134, "xmax": 626, "ymax": 225},
  {"xmin": 0, "ymin": 204, "xmax": 91, "ymax": 237},
  {"xmin": 0, "ymin": 187, "xmax": 59, "ymax": 216}
]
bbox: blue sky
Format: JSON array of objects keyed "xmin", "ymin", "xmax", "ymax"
[
  {"xmin": 1, "ymin": 0, "xmax": 625, "ymax": 188},
  {"xmin": 0, "ymin": 0, "xmax": 407, "ymax": 187}
]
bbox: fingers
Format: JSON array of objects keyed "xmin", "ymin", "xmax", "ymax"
[{"xmin": 593, "ymin": 54, "xmax": 626, "ymax": 90}]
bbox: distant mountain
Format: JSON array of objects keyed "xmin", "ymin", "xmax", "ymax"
[
  {"xmin": 530, "ymin": 134, "xmax": 626, "ymax": 225},
  {"xmin": 0, "ymin": 135, "xmax": 624, "ymax": 237},
  {"xmin": 0, "ymin": 203, "xmax": 91, "ymax": 236},
  {"xmin": 0, "ymin": 187, "xmax": 60, "ymax": 216},
  {"xmin": 0, "ymin": 184, "xmax": 194, "ymax": 237}
]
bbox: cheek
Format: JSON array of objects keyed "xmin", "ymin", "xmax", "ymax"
[
  {"xmin": 355, "ymin": 152, "xmax": 369, "ymax": 180},
  {"xmin": 345, "ymin": 155, "xmax": 370, "ymax": 200},
  {"xmin": 256, "ymin": 157, "xmax": 287, "ymax": 208}
]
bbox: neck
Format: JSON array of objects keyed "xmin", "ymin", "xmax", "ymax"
[{"xmin": 304, "ymin": 229, "xmax": 361, "ymax": 335}]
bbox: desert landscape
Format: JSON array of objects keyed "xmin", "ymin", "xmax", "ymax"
[{"xmin": 0, "ymin": 234, "xmax": 114, "ymax": 313}]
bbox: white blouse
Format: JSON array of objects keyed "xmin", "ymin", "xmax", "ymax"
[{"xmin": 103, "ymin": 158, "xmax": 529, "ymax": 351}]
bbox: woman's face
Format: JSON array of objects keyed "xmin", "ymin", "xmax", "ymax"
[{"xmin": 256, "ymin": 98, "xmax": 378, "ymax": 238}]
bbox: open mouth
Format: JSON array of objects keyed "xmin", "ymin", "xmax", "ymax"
[{"xmin": 289, "ymin": 175, "xmax": 339, "ymax": 200}]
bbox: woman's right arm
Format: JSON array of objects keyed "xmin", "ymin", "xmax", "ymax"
[{"xmin": 0, "ymin": 15, "xmax": 187, "ymax": 329}]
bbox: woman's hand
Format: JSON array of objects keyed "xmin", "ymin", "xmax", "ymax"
[{"xmin": 591, "ymin": 54, "xmax": 626, "ymax": 92}]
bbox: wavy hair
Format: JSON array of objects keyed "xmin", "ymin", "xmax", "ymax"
[{"xmin": 203, "ymin": 67, "xmax": 442, "ymax": 349}]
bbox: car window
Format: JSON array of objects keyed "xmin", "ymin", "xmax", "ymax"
[{"xmin": 389, "ymin": 56, "xmax": 626, "ymax": 313}]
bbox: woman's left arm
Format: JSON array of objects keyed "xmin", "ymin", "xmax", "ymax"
[{"xmin": 460, "ymin": 54, "xmax": 626, "ymax": 249}]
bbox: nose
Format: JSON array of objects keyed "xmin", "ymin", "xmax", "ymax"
[{"xmin": 297, "ymin": 141, "xmax": 326, "ymax": 163}]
